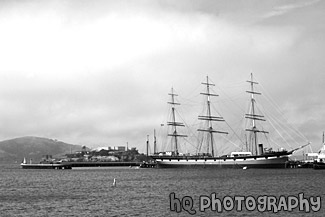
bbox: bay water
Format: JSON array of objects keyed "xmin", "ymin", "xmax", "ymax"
[{"xmin": 0, "ymin": 164, "xmax": 324, "ymax": 216}]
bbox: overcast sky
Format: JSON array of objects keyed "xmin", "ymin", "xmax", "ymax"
[{"xmin": 0, "ymin": 0, "xmax": 324, "ymax": 154}]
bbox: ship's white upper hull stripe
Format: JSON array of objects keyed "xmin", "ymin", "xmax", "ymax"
[{"xmin": 155, "ymin": 156, "xmax": 288, "ymax": 166}]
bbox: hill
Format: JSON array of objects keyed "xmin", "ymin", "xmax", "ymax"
[{"xmin": 0, "ymin": 136, "xmax": 82, "ymax": 163}]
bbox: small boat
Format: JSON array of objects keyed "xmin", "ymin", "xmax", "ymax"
[
  {"xmin": 152, "ymin": 74, "xmax": 308, "ymax": 169},
  {"xmin": 311, "ymin": 133, "xmax": 325, "ymax": 170},
  {"xmin": 139, "ymin": 162, "xmax": 156, "ymax": 168}
]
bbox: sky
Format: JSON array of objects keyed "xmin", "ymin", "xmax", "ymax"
[{"xmin": 0, "ymin": 0, "xmax": 324, "ymax": 155}]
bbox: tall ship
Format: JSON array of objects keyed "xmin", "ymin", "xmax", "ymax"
[{"xmin": 152, "ymin": 74, "xmax": 307, "ymax": 168}]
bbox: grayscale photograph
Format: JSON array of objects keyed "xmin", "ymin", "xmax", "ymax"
[{"xmin": 0, "ymin": 0, "xmax": 324, "ymax": 216}]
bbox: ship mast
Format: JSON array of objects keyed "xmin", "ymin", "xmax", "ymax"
[
  {"xmin": 167, "ymin": 88, "xmax": 187, "ymax": 156},
  {"xmin": 153, "ymin": 129, "xmax": 157, "ymax": 154},
  {"xmin": 198, "ymin": 76, "xmax": 228, "ymax": 157},
  {"xmin": 245, "ymin": 73, "xmax": 268, "ymax": 155}
]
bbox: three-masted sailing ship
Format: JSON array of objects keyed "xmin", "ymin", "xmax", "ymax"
[{"xmin": 152, "ymin": 74, "xmax": 298, "ymax": 168}]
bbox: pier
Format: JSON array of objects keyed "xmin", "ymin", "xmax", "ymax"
[
  {"xmin": 20, "ymin": 161, "xmax": 154, "ymax": 169},
  {"xmin": 63, "ymin": 161, "xmax": 142, "ymax": 167},
  {"xmin": 21, "ymin": 163, "xmax": 72, "ymax": 169}
]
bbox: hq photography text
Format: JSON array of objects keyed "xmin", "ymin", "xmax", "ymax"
[{"xmin": 169, "ymin": 192, "xmax": 321, "ymax": 215}]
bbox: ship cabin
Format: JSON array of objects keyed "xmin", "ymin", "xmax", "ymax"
[{"xmin": 230, "ymin": 152, "xmax": 252, "ymax": 157}]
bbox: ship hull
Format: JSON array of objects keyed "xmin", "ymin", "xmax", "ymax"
[{"xmin": 153, "ymin": 155, "xmax": 290, "ymax": 169}]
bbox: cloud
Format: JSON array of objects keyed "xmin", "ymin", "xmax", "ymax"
[
  {"xmin": 0, "ymin": 1, "xmax": 324, "ymax": 154},
  {"xmin": 263, "ymin": 0, "xmax": 321, "ymax": 19}
]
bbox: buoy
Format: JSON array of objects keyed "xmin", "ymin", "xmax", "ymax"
[{"xmin": 112, "ymin": 178, "xmax": 116, "ymax": 187}]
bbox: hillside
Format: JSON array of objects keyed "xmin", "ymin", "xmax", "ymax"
[{"xmin": 0, "ymin": 136, "xmax": 82, "ymax": 163}]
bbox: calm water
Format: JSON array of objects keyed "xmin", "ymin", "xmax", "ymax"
[{"xmin": 0, "ymin": 164, "xmax": 324, "ymax": 216}]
